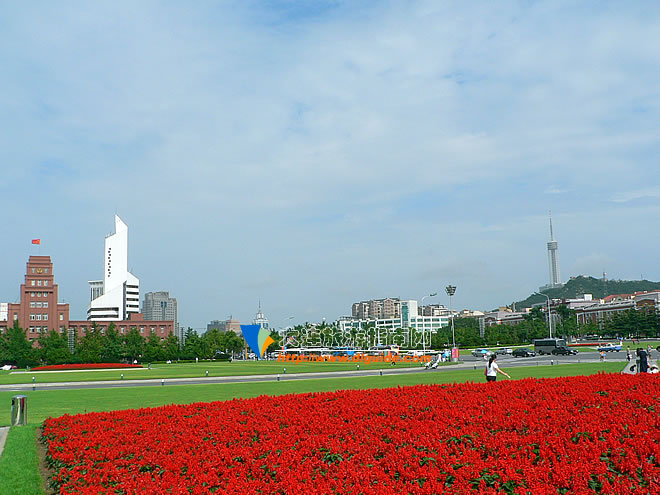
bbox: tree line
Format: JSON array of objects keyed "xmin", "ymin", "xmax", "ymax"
[
  {"xmin": 0, "ymin": 322, "xmax": 282, "ymax": 368},
  {"xmin": 431, "ymin": 307, "xmax": 660, "ymax": 348},
  {"xmin": 1, "ymin": 308, "xmax": 657, "ymax": 368}
]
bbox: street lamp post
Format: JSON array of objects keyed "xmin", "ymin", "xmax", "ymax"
[
  {"xmin": 533, "ymin": 292, "xmax": 552, "ymax": 338},
  {"xmin": 420, "ymin": 292, "xmax": 437, "ymax": 353},
  {"xmin": 445, "ymin": 285, "xmax": 457, "ymax": 361}
]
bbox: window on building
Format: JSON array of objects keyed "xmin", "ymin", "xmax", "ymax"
[
  {"xmin": 30, "ymin": 314, "xmax": 35, "ymax": 320},
  {"xmin": 60, "ymin": 313, "xmax": 63, "ymax": 321},
  {"xmin": 13, "ymin": 313, "xmax": 18, "ymax": 320},
  {"xmin": 44, "ymin": 280, "xmax": 49, "ymax": 286},
  {"xmin": 45, "ymin": 268, "xmax": 49, "ymax": 274},
  {"xmin": 37, "ymin": 292, "xmax": 41, "ymax": 297},
  {"xmin": 140, "ymin": 327, "xmax": 145, "ymax": 334},
  {"xmin": 36, "ymin": 314, "xmax": 42, "ymax": 320},
  {"xmin": 37, "ymin": 280, "xmax": 42, "ymax": 286},
  {"xmin": 30, "ymin": 302, "xmax": 35, "ymax": 308},
  {"xmin": 44, "ymin": 314, "xmax": 48, "ymax": 321},
  {"xmin": 29, "ymin": 326, "xmax": 34, "ymax": 332},
  {"xmin": 36, "ymin": 302, "xmax": 42, "ymax": 308},
  {"xmin": 44, "ymin": 302, "xmax": 48, "ymax": 308},
  {"xmin": 31, "ymin": 268, "xmax": 35, "ymax": 273},
  {"xmin": 31, "ymin": 280, "xmax": 35, "ymax": 286},
  {"xmin": 31, "ymin": 292, "xmax": 34, "ymax": 297}
]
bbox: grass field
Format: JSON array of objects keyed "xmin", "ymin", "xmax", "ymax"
[
  {"xmin": 0, "ymin": 360, "xmax": 429, "ymax": 385},
  {"xmin": 0, "ymin": 361, "xmax": 625, "ymax": 495}
]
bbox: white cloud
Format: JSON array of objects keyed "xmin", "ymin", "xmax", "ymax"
[{"xmin": 1, "ymin": 1, "xmax": 659, "ymax": 327}]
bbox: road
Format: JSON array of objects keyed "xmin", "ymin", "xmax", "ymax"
[{"xmin": 0, "ymin": 350, "xmax": 633, "ymax": 393}]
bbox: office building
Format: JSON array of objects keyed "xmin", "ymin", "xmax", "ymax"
[
  {"xmin": 206, "ymin": 318, "xmax": 242, "ymax": 335},
  {"xmin": 2, "ymin": 256, "xmax": 71, "ymax": 340},
  {"xmin": 88, "ymin": 215, "xmax": 140, "ymax": 321},
  {"xmin": 143, "ymin": 291, "xmax": 179, "ymax": 340},
  {"xmin": 1, "ymin": 253, "xmax": 174, "ymax": 343}
]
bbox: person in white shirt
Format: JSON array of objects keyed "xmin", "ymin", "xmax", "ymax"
[{"xmin": 486, "ymin": 354, "xmax": 510, "ymax": 382}]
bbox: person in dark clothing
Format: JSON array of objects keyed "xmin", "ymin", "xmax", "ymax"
[{"xmin": 637, "ymin": 348, "xmax": 648, "ymax": 373}]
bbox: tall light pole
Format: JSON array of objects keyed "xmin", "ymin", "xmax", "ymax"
[
  {"xmin": 420, "ymin": 292, "xmax": 437, "ymax": 352},
  {"xmin": 445, "ymin": 285, "xmax": 457, "ymax": 361},
  {"xmin": 533, "ymin": 292, "xmax": 552, "ymax": 338}
]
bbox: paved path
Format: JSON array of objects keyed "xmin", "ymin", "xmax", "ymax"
[
  {"xmin": 0, "ymin": 426, "xmax": 8, "ymax": 458},
  {"xmin": 0, "ymin": 354, "xmax": 620, "ymax": 392}
]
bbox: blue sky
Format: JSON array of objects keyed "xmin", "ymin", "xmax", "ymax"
[{"xmin": 1, "ymin": 1, "xmax": 659, "ymax": 331}]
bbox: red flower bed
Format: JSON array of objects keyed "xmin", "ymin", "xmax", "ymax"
[
  {"xmin": 32, "ymin": 363, "xmax": 143, "ymax": 371},
  {"xmin": 42, "ymin": 374, "xmax": 659, "ymax": 494}
]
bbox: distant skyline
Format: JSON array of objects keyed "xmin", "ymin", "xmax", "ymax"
[{"xmin": 1, "ymin": 1, "xmax": 659, "ymax": 331}]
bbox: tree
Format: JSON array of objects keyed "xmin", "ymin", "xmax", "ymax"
[
  {"xmin": 201, "ymin": 329, "xmax": 226, "ymax": 359},
  {"xmin": 224, "ymin": 331, "xmax": 244, "ymax": 356},
  {"xmin": 143, "ymin": 332, "xmax": 165, "ymax": 362},
  {"xmin": 181, "ymin": 328, "xmax": 202, "ymax": 360},
  {"xmin": 124, "ymin": 328, "xmax": 145, "ymax": 362},
  {"xmin": 37, "ymin": 330, "xmax": 70, "ymax": 365},
  {"xmin": 4, "ymin": 321, "xmax": 36, "ymax": 368},
  {"xmin": 101, "ymin": 323, "xmax": 124, "ymax": 362},
  {"xmin": 266, "ymin": 330, "xmax": 282, "ymax": 354},
  {"xmin": 163, "ymin": 334, "xmax": 180, "ymax": 361},
  {"xmin": 76, "ymin": 323, "xmax": 104, "ymax": 363}
]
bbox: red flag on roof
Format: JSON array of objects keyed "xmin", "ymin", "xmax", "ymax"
[{"xmin": 32, "ymin": 239, "xmax": 40, "ymax": 245}]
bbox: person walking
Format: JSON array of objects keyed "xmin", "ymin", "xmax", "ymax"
[
  {"xmin": 599, "ymin": 350, "xmax": 605, "ymax": 362},
  {"xmin": 626, "ymin": 347, "xmax": 632, "ymax": 362},
  {"xmin": 486, "ymin": 354, "xmax": 510, "ymax": 382}
]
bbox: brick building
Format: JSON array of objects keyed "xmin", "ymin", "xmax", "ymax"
[{"xmin": 0, "ymin": 255, "xmax": 174, "ymax": 343}]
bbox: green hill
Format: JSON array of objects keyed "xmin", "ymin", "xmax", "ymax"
[{"xmin": 514, "ymin": 276, "xmax": 660, "ymax": 309}]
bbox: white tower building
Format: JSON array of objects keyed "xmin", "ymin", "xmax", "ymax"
[
  {"xmin": 252, "ymin": 302, "xmax": 269, "ymax": 331},
  {"xmin": 87, "ymin": 216, "xmax": 140, "ymax": 321},
  {"xmin": 547, "ymin": 214, "xmax": 562, "ymax": 288}
]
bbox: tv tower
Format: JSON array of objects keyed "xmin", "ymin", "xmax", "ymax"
[{"xmin": 547, "ymin": 213, "xmax": 562, "ymax": 288}]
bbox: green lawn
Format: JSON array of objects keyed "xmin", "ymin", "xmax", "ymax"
[
  {"xmin": 0, "ymin": 361, "xmax": 625, "ymax": 495},
  {"xmin": 0, "ymin": 361, "xmax": 623, "ymax": 426},
  {"xmin": 0, "ymin": 360, "xmax": 431, "ymax": 385}
]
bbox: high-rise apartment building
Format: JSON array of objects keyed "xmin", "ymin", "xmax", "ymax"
[
  {"xmin": 88, "ymin": 216, "xmax": 140, "ymax": 321},
  {"xmin": 352, "ymin": 298, "xmax": 400, "ymax": 319},
  {"xmin": 143, "ymin": 291, "xmax": 179, "ymax": 339}
]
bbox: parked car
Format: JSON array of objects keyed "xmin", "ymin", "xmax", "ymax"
[
  {"xmin": 513, "ymin": 348, "xmax": 536, "ymax": 357},
  {"xmin": 598, "ymin": 343, "xmax": 622, "ymax": 352},
  {"xmin": 496, "ymin": 348, "xmax": 513, "ymax": 355},
  {"xmin": 471, "ymin": 348, "xmax": 491, "ymax": 358},
  {"xmin": 551, "ymin": 347, "xmax": 578, "ymax": 356}
]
